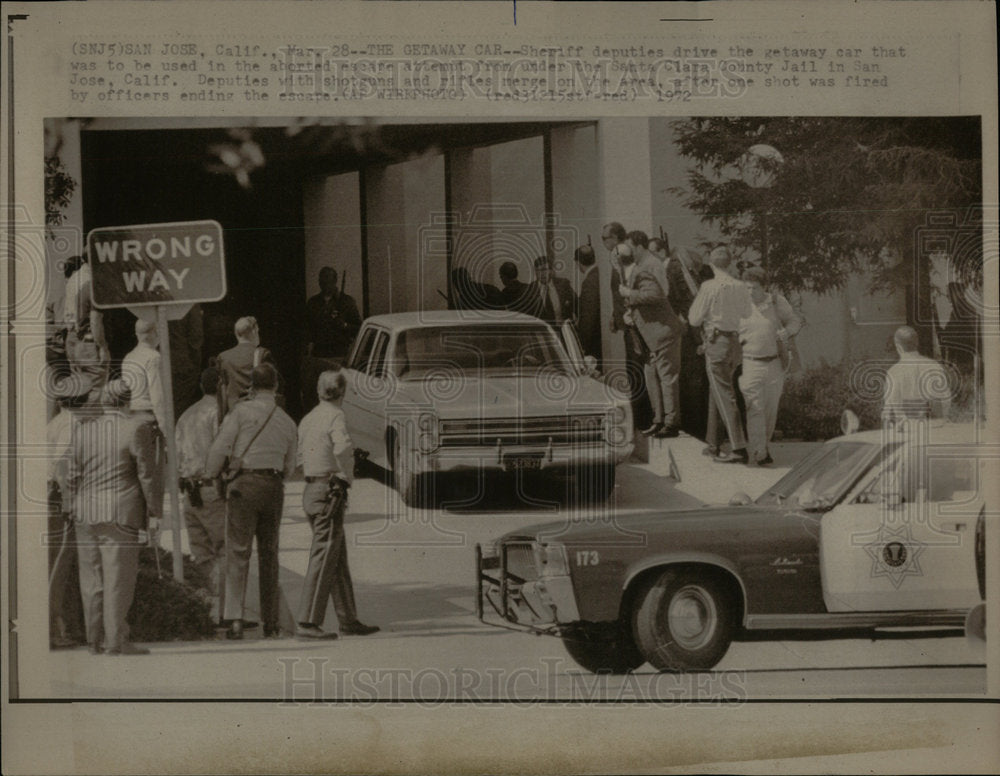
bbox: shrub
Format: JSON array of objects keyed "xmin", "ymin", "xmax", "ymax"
[
  {"xmin": 127, "ymin": 547, "xmax": 217, "ymax": 642},
  {"xmin": 777, "ymin": 360, "xmax": 884, "ymax": 441},
  {"xmin": 776, "ymin": 358, "xmax": 984, "ymax": 441}
]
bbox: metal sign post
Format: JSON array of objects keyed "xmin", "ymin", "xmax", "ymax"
[
  {"xmin": 156, "ymin": 305, "xmax": 184, "ymax": 582},
  {"xmin": 88, "ymin": 220, "xmax": 227, "ymax": 584}
]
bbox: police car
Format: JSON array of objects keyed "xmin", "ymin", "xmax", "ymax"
[{"xmin": 477, "ymin": 421, "xmax": 988, "ymax": 672}]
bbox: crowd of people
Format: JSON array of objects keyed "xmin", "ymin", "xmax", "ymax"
[
  {"xmin": 447, "ymin": 224, "xmax": 806, "ymax": 466},
  {"xmin": 46, "ymin": 264, "xmax": 378, "ymax": 651},
  {"xmin": 45, "ymin": 231, "xmax": 958, "ymax": 653}
]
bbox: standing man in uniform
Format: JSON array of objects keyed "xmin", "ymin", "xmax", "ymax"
[
  {"xmin": 62, "ymin": 253, "xmax": 109, "ymax": 402},
  {"xmin": 205, "ymin": 364, "xmax": 297, "ymax": 640},
  {"xmin": 304, "ymin": 268, "xmax": 362, "ymax": 412},
  {"xmin": 217, "ymin": 316, "xmax": 281, "ymax": 418},
  {"xmin": 121, "ymin": 318, "xmax": 167, "ymax": 431},
  {"xmin": 68, "ymin": 380, "xmax": 161, "ymax": 656},
  {"xmin": 295, "ymin": 370, "xmax": 380, "ymax": 640},
  {"xmin": 883, "ymin": 325, "xmax": 953, "ymax": 423},
  {"xmin": 175, "ymin": 366, "xmax": 225, "ymax": 594},
  {"xmin": 574, "ymin": 244, "xmax": 603, "ymax": 368},
  {"xmin": 689, "ymin": 246, "xmax": 753, "ymax": 464}
]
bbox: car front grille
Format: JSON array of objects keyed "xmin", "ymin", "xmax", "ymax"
[{"xmin": 440, "ymin": 414, "xmax": 604, "ymax": 447}]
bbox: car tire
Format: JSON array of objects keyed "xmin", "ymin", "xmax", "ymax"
[
  {"xmin": 560, "ymin": 621, "xmax": 645, "ymax": 674},
  {"xmin": 631, "ymin": 568, "xmax": 737, "ymax": 672},
  {"xmin": 392, "ymin": 433, "xmax": 424, "ymax": 507},
  {"xmin": 574, "ymin": 464, "xmax": 616, "ymax": 503}
]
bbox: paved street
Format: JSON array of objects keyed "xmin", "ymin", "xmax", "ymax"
[{"xmin": 43, "ymin": 433, "xmax": 985, "ymax": 700}]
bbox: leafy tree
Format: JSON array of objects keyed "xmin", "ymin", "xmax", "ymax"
[{"xmin": 669, "ymin": 117, "xmax": 982, "ymax": 350}]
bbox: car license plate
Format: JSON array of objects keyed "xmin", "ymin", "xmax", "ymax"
[{"xmin": 504, "ymin": 455, "xmax": 542, "ymax": 472}]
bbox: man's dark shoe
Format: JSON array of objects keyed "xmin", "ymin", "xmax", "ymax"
[
  {"xmin": 641, "ymin": 423, "xmax": 664, "ymax": 437},
  {"xmin": 713, "ymin": 448, "xmax": 749, "ymax": 464},
  {"xmin": 655, "ymin": 426, "xmax": 680, "ymax": 438},
  {"xmin": 759, "ymin": 453, "xmax": 774, "ymax": 466},
  {"xmin": 340, "ymin": 621, "xmax": 380, "ymax": 636},
  {"xmin": 106, "ymin": 643, "xmax": 150, "ymax": 656},
  {"xmin": 263, "ymin": 625, "xmax": 286, "ymax": 639},
  {"xmin": 295, "ymin": 624, "xmax": 338, "ymax": 641},
  {"xmin": 226, "ymin": 620, "xmax": 244, "ymax": 640},
  {"xmin": 51, "ymin": 635, "xmax": 81, "ymax": 649},
  {"xmin": 702, "ymin": 445, "xmax": 719, "ymax": 457}
]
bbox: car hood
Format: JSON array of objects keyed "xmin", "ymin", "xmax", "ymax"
[
  {"xmin": 396, "ymin": 374, "xmax": 625, "ymax": 418},
  {"xmin": 498, "ymin": 504, "xmax": 785, "ymax": 545}
]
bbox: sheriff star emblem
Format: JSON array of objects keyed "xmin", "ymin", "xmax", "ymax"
[{"xmin": 863, "ymin": 523, "xmax": 927, "ymax": 589}]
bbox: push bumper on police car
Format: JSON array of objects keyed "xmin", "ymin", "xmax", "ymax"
[{"xmin": 475, "ymin": 539, "xmax": 580, "ymax": 634}]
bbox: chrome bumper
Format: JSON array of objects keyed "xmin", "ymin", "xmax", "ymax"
[
  {"xmin": 417, "ymin": 442, "xmax": 630, "ymax": 475},
  {"xmin": 475, "ymin": 543, "xmax": 580, "ymax": 633}
]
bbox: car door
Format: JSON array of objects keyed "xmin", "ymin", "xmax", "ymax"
[
  {"xmin": 343, "ymin": 326, "xmax": 392, "ymax": 465},
  {"xmin": 820, "ymin": 441, "xmax": 982, "ymax": 612}
]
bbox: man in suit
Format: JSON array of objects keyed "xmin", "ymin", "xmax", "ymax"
[
  {"xmin": 205, "ymin": 364, "xmax": 298, "ymax": 640},
  {"xmin": 574, "ymin": 244, "xmax": 602, "ymax": 367},
  {"xmin": 604, "ymin": 222, "xmax": 652, "ymax": 432},
  {"xmin": 67, "ymin": 380, "xmax": 162, "ymax": 655},
  {"xmin": 499, "ymin": 261, "xmax": 533, "ymax": 314},
  {"xmin": 618, "ymin": 232, "xmax": 684, "ymax": 437},
  {"xmin": 216, "ymin": 316, "xmax": 281, "ymax": 417},
  {"xmin": 529, "ymin": 255, "xmax": 576, "ymax": 327}
]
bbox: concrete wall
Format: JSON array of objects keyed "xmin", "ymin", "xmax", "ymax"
[{"xmin": 302, "ymin": 172, "xmax": 363, "ymax": 310}]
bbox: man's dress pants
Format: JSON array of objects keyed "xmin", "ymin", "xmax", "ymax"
[
  {"xmin": 297, "ymin": 480, "xmax": 358, "ymax": 628},
  {"xmin": 223, "ymin": 472, "xmax": 283, "ymax": 628}
]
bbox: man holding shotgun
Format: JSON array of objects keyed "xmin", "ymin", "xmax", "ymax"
[{"xmin": 303, "ymin": 267, "xmax": 361, "ymax": 411}]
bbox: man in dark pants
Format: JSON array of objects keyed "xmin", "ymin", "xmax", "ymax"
[
  {"xmin": 689, "ymin": 246, "xmax": 752, "ymax": 464},
  {"xmin": 68, "ymin": 381, "xmax": 161, "ymax": 655},
  {"xmin": 205, "ymin": 364, "xmax": 297, "ymax": 640},
  {"xmin": 295, "ymin": 370, "xmax": 379, "ymax": 640},
  {"xmin": 574, "ymin": 244, "xmax": 602, "ymax": 368}
]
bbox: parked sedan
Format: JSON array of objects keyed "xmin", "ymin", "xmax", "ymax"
[
  {"xmin": 477, "ymin": 421, "xmax": 988, "ymax": 672},
  {"xmin": 342, "ymin": 311, "xmax": 634, "ymax": 505}
]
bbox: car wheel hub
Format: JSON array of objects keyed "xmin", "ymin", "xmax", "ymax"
[{"xmin": 667, "ymin": 585, "xmax": 717, "ymax": 650}]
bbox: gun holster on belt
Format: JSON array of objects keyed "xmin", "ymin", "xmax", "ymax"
[{"xmin": 321, "ymin": 475, "xmax": 349, "ymax": 519}]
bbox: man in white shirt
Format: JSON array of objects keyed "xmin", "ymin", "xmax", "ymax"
[
  {"xmin": 883, "ymin": 325, "xmax": 952, "ymax": 424},
  {"xmin": 121, "ymin": 318, "xmax": 167, "ymax": 430},
  {"xmin": 294, "ymin": 369, "xmax": 379, "ymax": 640}
]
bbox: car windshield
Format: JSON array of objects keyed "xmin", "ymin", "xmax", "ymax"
[
  {"xmin": 755, "ymin": 440, "xmax": 885, "ymax": 510},
  {"xmin": 393, "ymin": 323, "xmax": 572, "ymax": 380}
]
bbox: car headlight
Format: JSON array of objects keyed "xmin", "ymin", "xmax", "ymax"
[
  {"xmin": 417, "ymin": 412, "xmax": 439, "ymax": 453},
  {"xmin": 603, "ymin": 404, "xmax": 631, "ymax": 446},
  {"xmin": 533, "ymin": 541, "xmax": 570, "ymax": 577}
]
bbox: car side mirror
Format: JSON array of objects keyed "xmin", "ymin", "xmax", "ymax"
[
  {"xmin": 583, "ymin": 355, "xmax": 599, "ymax": 377},
  {"xmin": 729, "ymin": 492, "xmax": 752, "ymax": 506}
]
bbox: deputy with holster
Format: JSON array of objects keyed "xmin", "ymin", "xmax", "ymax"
[
  {"xmin": 205, "ymin": 363, "xmax": 297, "ymax": 640},
  {"xmin": 294, "ymin": 369, "xmax": 379, "ymax": 640}
]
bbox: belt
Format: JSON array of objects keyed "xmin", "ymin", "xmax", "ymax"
[
  {"xmin": 714, "ymin": 329, "xmax": 737, "ymax": 337},
  {"xmin": 745, "ymin": 354, "xmax": 779, "ymax": 362},
  {"xmin": 241, "ymin": 468, "xmax": 284, "ymax": 479},
  {"xmin": 305, "ymin": 475, "xmax": 331, "ymax": 483}
]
